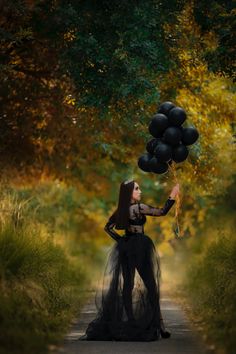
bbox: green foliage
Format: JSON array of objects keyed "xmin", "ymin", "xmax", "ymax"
[
  {"xmin": 193, "ymin": 0, "xmax": 235, "ymax": 77},
  {"xmin": 0, "ymin": 187, "xmax": 102, "ymax": 354},
  {"xmin": 61, "ymin": 0, "xmax": 180, "ymax": 107},
  {"xmin": 0, "ymin": 0, "xmax": 185, "ymax": 179},
  {"xmin": 185, "ymin": 235, "xmax": 236, "ymax": 354},
  {"xmin": 166, "ymin": 177, "xmax": 236, "ymax": 354},
  {"xmin": 0, "ymin": 223, "xmax": 86, "ymax": 353},
  {"xmin": 0, "ymin": 0, "xmax": 234, "ymax": 193}
]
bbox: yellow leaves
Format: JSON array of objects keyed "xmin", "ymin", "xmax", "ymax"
[
  {"xmin": 63, "ymin": 30, "xmax": 76, "ymax": 42},
  {"xmin": 158, "ymin": 1, "xmax": 236, "ymax": 201},
  {"xmin": 201, "ymin": 78, "xmax": 236, "ymax": 122},
  {"xmin": 77, "ymin": 107, "xmax": 87, "ymax": 113},
  {"xmin": 176, "ymin": 1, "xmax": 201, "ymax": 40},
  {"xmin": 64, "ymin": 94, "xmax": 76, "ymax": 106},
  {"xmin": 9, "ymin": 52, "xmax": 25, "ymax": 79},
  {"xmin": 178, "ymin": 50, "xmax": 192, "ymax": 62},
  {"xmin": 37, "ymin": 138, "xmax": 56, "ymax": 155},
  {"xmin": 160, "ymin": 217, "xmax": 175, "ymax": 241},
  {"xmin": 182, "ymin": 210, "xmax": 197, "ymax": 237},
  {"xmin": 197, "ymin": 209, "xmax": 206, "ymax": 223},
  {"xmin": 87, "ymin": 61, "xmax": 95, "ymax": 68},
  {"xmin": 202, "ymin": 31, "xmax": 219, "ymax": 52},
  {"xmin": 84, "ymin": 207, "xmax": 106, "ymax": 225},
  {"xmin": 9, "ymin": 55, "xmax": 22, "ymax": 66},
  {"xmin": 35, "ymin": 118, "xmax": 48, "ymax": 129}
]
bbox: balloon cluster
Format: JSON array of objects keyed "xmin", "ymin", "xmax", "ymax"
[{"xmin": 138, "ymin": 102, "xmax": 199, "ymax": 174}]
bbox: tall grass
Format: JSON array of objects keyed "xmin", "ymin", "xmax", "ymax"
[
  {"xmin": 164, "ymin": 217, "xmax": 236, "ymax": 354},
  {"xmin": 183, "ymin": 232, "xmax": 236, "ymax": 354},
  {"xmin": 0, "ymin": 222, "xmax": 89, "ymax": 354},
  {"xmin": 0, "ymin": 187, "xmax": 101, "ymax": 354}
]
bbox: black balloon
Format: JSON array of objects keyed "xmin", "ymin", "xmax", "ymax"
[
  {"xmin": 138, "ymin": 153, "xmax": 152, "ymax": 172},
  {"xmin": 149, "ymin": 157, "xmax": 168, "ymax": 174},
  {"xmin": 163, "ymin": 127, "xmax": 182, "ymax": 146},
  {"xmin": 172, "ymin": 144, "xmax": 189, "ymax": 163},
  {"xmin": 146, "ymin": 138, "xmax": 162, "ymax": 154},
  {"xmin": 148, "ymin": 122, "xmax": 162, "ymax": 138},
  {"xmin": 158, "ymin": 101, "xmax": 175, "ymax": 115},
  {"xmin": 148, "ymin": 113, "xmax": 169, "ymax": 138},
  {"xmin": 168, "ymin": 107, "xmax": 187, "ymax": 126},
  {"xmin": 142, "ymin": 102, "xmax": 199, "ymax": 173},
  {"xmin": 181, "ymin": 127, "xmax": 199, "ymax": 145},
  {"xmin": 153, "ymin": 143, "xmax": 172, "ymax": 162}
]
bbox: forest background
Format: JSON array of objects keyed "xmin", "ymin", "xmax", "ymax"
[{"xmin": 0, "ymin": 1, "xmax": 235, "ymax": 353}]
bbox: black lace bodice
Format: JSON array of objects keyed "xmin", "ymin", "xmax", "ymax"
[{"xmin": 104, "ymin": 196, "xmax": 175, "ymax": 242}]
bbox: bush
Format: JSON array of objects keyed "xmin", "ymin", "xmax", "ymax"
[
  {"xmin": 0, "ymin": 222, "xmax": 89, "ymax": 354},
  {"xmin": 184, "ymin": 235, "xmax": 236, "ymax": 354}
]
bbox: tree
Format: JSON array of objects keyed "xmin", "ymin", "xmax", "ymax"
[
  {"xmin": 0, "ymin": 0, "xmax": 184, "ymax": 184},
  {"xmin": 193, "ymin": 0, "xmax": 235, "ymax": 78}
]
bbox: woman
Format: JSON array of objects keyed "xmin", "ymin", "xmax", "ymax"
[{"xmin": 80, "ymin": 179, "xmax": 179, "ymax": 342}]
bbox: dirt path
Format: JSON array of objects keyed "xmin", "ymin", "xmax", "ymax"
[{"xmin": 55, "ymin": 289, "xmax": 211, "ymax": 354}]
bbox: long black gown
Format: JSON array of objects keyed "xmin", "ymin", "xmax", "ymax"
[{"xmin": 80, "ymin": 197, "xmax": 175, "ymax": 342}]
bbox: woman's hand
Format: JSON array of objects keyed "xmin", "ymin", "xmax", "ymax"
[{"xmin": 169, "ymin": 183, "xmax": 180, "ymax": 199}]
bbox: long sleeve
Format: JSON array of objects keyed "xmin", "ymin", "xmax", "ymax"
[
  {"xmin": 139, "ymin": 196, "xmax": 175, "ymax": 216},
  {"xmin": 104, "ymin": 221, "xmax": 122, "ymax": 242}
]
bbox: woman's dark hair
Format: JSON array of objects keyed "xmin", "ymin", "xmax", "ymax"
[{"xmin": 109, "ymin": 179, "xmax": 135, "ymax": 230}]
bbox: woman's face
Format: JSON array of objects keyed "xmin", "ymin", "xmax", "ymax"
[{"xmin": 131, "ymin": 182, "xmax": 142, "ymax": 202}]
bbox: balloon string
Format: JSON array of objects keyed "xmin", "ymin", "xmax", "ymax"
[{"xmin": 167, "ymin": 162, "xmax": 182, "ymax": 238}]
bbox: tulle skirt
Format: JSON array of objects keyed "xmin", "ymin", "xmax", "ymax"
[{"xmin": 80, "ymin": 232, "xmax": 162, "ymax": 341}]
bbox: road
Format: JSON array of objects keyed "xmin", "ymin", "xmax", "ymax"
[{"xmin": 55, "ymin": 289, "xmax": 212, "ymax": 354}]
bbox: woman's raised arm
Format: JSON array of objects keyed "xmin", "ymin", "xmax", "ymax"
[
  {"xmin": 139, "ymin": 197, "xmax": 175, "ymax": 217},
  {"xmin": 138, "ymin": 183, "xmax": 179, "ymax": 217}
]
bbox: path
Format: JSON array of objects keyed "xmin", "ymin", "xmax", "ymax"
[{"xmin": 54, "ymin": 289, "xmax": 212, "ymax": 354}]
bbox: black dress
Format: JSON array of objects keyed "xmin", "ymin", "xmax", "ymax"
[{"xmin": 80, "ymin": 197, "xmax": 175, "ymax": 342}]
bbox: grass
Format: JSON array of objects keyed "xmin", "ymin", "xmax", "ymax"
[
  {"xmin": 163, "ymin": 175, "xmax": 236, "ymax": 354},
  {"xmin": 164, "ymin": 221, "xmax": 236, "ymax": 354},
  {"xmin": 0, "ymin": 221, "xmax": 89, "ymax": 354},
  {"xmin": 0, "ymin": 187, "xmax": 102, "ymax": 354},
  {"xmin": 184, "ymin": 234, "xmax": 236, "ymax": 354}
]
